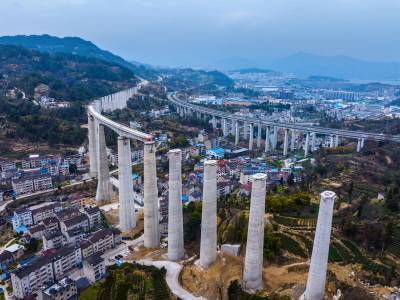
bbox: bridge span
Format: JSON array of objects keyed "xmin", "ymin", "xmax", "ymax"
[
  {"xmin": 87, "ymin": 82, "xmax": 159, "ymax": 248},
  {"xmin": 167, "ymin": 92, "xmax": 400, "ymax": 155}
]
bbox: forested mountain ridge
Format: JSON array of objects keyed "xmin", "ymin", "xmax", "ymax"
[
  {"xmin": 0, "ymin": 44, "xmax": 138, "ymax": 146},
  {"xmin": 0, "ymin": 34, "xmax": 157, "ymax": 79}
]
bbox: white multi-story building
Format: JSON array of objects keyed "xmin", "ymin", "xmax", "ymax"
[
  {"xmin": 12, "ymin": 246, "xmax": 82, "ymax": 299},
  {"xmin": 60, "ymin": 214, "xmax": 90, "ymax": 234},
  {"xmin": 33, "ymin": 174, "xmax": 53, "ymax": 191},
  {"xmin": 11, "ymin": 256, "xmax": 54, "ymax": 299},
  {"xmin": 52, "ymin": 246, "xmax": 82, "ymax": 280},
  {"xmin": 83, "ymin": 207, "xmax": 102, "ymax": 229},
  {"xmin": 0, "ymin": 160, "xmax": 16, "ymax": 172},
  {"xmin": 31, "ymin": 203, "xmax": 62, "ymax": 224},
  {"xmin": 41, "ymin": 277, "xmax": 77, "ymax": 300},
  {"xmin": 42, "ymin": 230, "xmax": 66, "ymax": 250},
  {"xmin": 83, "ymin": 253, "xmax": 106, "ymax": 283},
  {"xmin": 12, "ymin": 177, "xmax": 34, "ymax": 195},
  {"xmin": 80, "ymin": 228, "xmax": 121, "ymax": 259},
  {"xmin": 12, "ymin": 208, "xmax": 33, "ymax": 230}
]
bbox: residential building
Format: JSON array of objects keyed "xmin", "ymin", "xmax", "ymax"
[
  {"xmin": 11, "ymin": 256, "xmax": 54, "ymax": 299},
  {"xmin": 42, "ymin": 230, "xmax": 65, "ymax": 250},
  {"xmin": 12, "ymin": 177, "xmax": 34, "ymax": 196},
  {"xmin": 80, "ymin": 228, "xmax": 121, "ymax": 259},
  {"xmin": 32, "ymin": 203, "xmax": 62, "ymax": 224},
  {"xmin": 12, "ymin": 208, "xmax": 33, "ymax": 230},
  {"xmin": 83, "ymin": 207, "xmax": 102, "ymax": 229},
  {"xmin": 51, "ymin": 246, "xmax": 82, "ymax": 280},
  {"xmin": 41, "ymin": 277, "xmax": 77, "ymax": 300},
  {"xmin": 27, "ymin": 224, "xmax": 46, "ymax": 239},
  {"xmin": 83, "ymin": 253, "xmax": 106, "ymax": 283},
  {"xmin": 60, "ymin": 213, "xmax": 90, "ymax": 234}
]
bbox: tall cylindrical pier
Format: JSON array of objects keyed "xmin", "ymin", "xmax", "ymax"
[
  {"xmin": 167, "ymin": 149, "xmax": 185, "ymax": 261},
  {"xmin": 199, "ymin": 160, "xmax": 217, "ymax": 268},
  {"xmin": 88, "ymin": 114, "xmax": 98, "ymax": 178},
  {"xmin": 96, "ymin": 124, "xmax": 111, "ymax": 201},
  {"xmin": 301, "ymin": 191, "xmax": 336, "ymax": 300},
  {"xmin": 243, "ymin": 173, "xmax": 267, "ymax": 291},
  {"xmin": 118, "ymin": 136, "xmax": 136, "ymax": 231},
  {"xmin": 143, "ymin": 140, "xmax": 160, "ymax": 248}
]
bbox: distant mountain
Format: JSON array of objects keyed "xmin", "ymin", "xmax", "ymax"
[
  {"xmin": 0, "ymin": 34, "xmax": 157, "ymax": 79},
  {"xmin": 214, "ymin": 52, "xmax": 400, "ymax": 81},
  {"xmin": 232, "ymin": 68, "xmax": 277, "ymax": 74}
]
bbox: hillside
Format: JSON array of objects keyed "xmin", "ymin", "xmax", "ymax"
[
  {"xmin": 0, "ymin": 34, "xmax": 157, "ymax": 79},
  {"xmin": 0, "ymin": 44, "xmax": 138, "ymax": 147}
]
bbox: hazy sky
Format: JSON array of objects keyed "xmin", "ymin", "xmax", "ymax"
[{"xmin": 1, "ymin": 0, "xmax": 399, "ymax": 66}]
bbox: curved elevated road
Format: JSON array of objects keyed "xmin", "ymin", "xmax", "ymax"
[{"xmin": 167, "ymin": 92, "xmax": 400, "ymax": 143}]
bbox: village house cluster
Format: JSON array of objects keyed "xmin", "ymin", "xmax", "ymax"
[
  {"xmin": 0, "ymin": 153, "xmax": 85, "ymax": 198},
  {"xmin": 0, "ymin": 198, "xmax": 122, "ymax": 299}
]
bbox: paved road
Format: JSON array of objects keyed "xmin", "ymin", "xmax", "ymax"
[{"xmin": 137, "ymin": 259, "xmax": 207, "ymax": 300}]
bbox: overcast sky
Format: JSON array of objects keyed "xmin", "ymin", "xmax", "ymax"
[{"xmin": 1, "ymin": 0, "xmax": 399, "ymax": 66}]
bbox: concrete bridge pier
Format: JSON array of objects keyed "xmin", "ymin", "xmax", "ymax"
[
  {"xmin": 88, "ymin": 114, "xmax": 98, "ymax": 178},
  {"xmin": 244, "ymin": 122, "xmax": 249, "ymax": 140},
  {"xmin": 118, "ymin": 136, "xmax": 136, "ymax": 231},
  {"xmin": 257, "ymin": 124, "xmax": 262, "ymax": 148},
  {"xmin": 199, "ymin": 160, "xmax": 217, "ymax": 268},
  {"xmin": 304, "ymin": 132, "xmax": 310, "ymax": 157},
  {"xmin": 222, "ymin": 119, "xmax": 228, "ymax": 137},
  {"xmin": 311, "ymin": 132, "xmax": 316, "ymax": 152},
  {"xmin": 167, "ymin": 149, "xmax": 184, "ymax": 261},
  {"xmin": 211, "ymin": 116, "xmax": 217, "ymax": 130},
  {"xmin": 283, "ymin": 128, "xmax": 289, "ymax": 156},
  {"xmin": 334, "ymin": 135, "xmax": 339, "ymax": 147},
  {"xmin": 243, "ymin": 173, "xmax": 267, "ymax": 291},
  {"xmin": 143, "ymin": 140, "xmax": 160, "ymax": 248},
  {"xmin": 290, "ymin": 129, "xmax": 296, "ymax": 151},
  {"xmin": 249, "ymin": 123, "xmax": 254, "ymax": 150},
  {"xmin": 95, "ymin": 124, "xmax": 112, "ymax": 201},
  {"xmin": 361, "ymin": 138, "xmax": 365, "ymax": 148},
  {"xmin": 272, "ymin": 126, "xmax": 278, "ymax": 150},
  {"xmin": 356, "ymin": 138, "xmax": 361, "ymax": 152},
  {"xmin": 329, "ymin": 135, "xmax": 334, "ymax": 148},
  {"xmin": 265, "ymin": 126, "xmax": 270, "ymax": 152},
  {"xmin": 235, "ymin": 121, "xmax": 240, "ymax": 145},
  {"xmin": 301, "ymin": 191, "xmax": 336, "ymax": 300}
]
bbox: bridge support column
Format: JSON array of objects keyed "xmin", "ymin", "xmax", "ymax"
[
  {"xmin": 356, "ymin": 138, "xmax": 361, "ymax": 152},
  {"xmin": 329, "ymin": 135, "xmax": 334, "ymax": 148},
  {"xmin": 211, "ymin": 116, "xmax": 217, "ymax": 130},
  {"xmin": 334, "ymin": 135, "xmax": 339, "ymax": 147},
  {"xmin": 265, "ymin": 126, "xmax": 270, "ymax": 152},
  {"xmin": 257, "ymin": 124, "xmax": 262, "ymax": 148},
  {"xmin": 144, "ymin": 140, "xmax": 160, "ymax": 248},
  {"xmin": 230, "ymin": 119, "xmax": 236, "ymax": 136},
  {"xmin": 199, "ymin": 160, "xmax": 217, "ymax": 268},
  {"xmin": 243, "ymin": 173, "xmax": 267, "ymax": 291},
  {"xmin": 96, "ymin": 124, "xmax": 112, "ymax": 201},
  {"xmin": 361, "ymin": 138, "xmax": 365, "ymax": 149},
  {"xmin": 311, "ymin": 132, "xmax": 316, "ymax": 152},
  {"xmin": 301, "ymin": 191, "xmax": 336, "ymax": 300},
  {"xmin": 222, "ymin": 119, "xmax": 228, "ymax": 137},
  {"xmin": 249, "ymin": 123, "xmax": 254, "ymax": 150},
  {"xmin": 118, "ymin": 136, "xmax": 136, "ymax": 231},
  {"xmin": 273, "ymin": 126, "xmax": 278, "ymax": 150},
  {"xmin": 167, "ymin": 149, "xmax": 184, "ymax": 261},
  {"xmin": 88, "ymin": 114, "xmax": 98, "ymax": 178},
  {"xmin": 235, "ymin": 121, "xmax": 240, "ymax": 145},
  {"xmin": 290, "ymin": 129, "xmax": 296, "ymax": 151},
  {"xmin": 283, "ymin": 129, "xmax": 289, "ymax": 156},
  {"xmin": 243, "ymin": 122, "xmax": 248, "ymax": 140},
  {"xmin": 304, "ymin": 132, "xmax": 310, "ymax": 157},
  {"xmin": 179, "ymin": 107, "xmax": 184, "ymax": 117}
]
